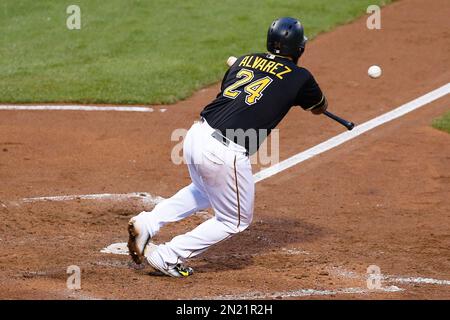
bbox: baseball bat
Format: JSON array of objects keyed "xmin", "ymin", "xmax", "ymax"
[{"xmin": 323, "ymin": 110, "xmax": 355, "ymax": 131}]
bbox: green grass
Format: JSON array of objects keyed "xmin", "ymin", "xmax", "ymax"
[
  {"xmin": 0, "ymin": 0, "xmax": 391, "ymax": 104},
  {"xmin": 432, "ymin": 111, "xmax": 450, "ymax": 134}
]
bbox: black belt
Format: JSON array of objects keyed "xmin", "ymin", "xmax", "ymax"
[
  {"xmin": 201, "ymin": 118, "xmax": 248, "ymax": 156},
  {"xmin": 211, "ymin": 130, "xmax": 231, "ymax": 147}
]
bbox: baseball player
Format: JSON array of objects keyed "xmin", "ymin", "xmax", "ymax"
[{"xmin": 128, "ymin": 17, "xmax": 327, "ymax": 277}]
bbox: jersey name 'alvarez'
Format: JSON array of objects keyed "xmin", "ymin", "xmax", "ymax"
[{"xmin": 239, "ymin": 55, "xmax": 292, "ymax": 79}]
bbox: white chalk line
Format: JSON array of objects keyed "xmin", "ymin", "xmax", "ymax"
[
  {"xmin": 21, "ymin": 192, "xmax": 164, "ymax": 205},
  {"xmin": 254, "ymin": 82, "xmax": 450, "ymax": 182},
  {"xmin": 201, "ymin": 271, "xmax": 450, "ymax": 300},
  {"xmin": 201, "ymin": 286, "xmax": 403, "ymax": 300},
  {"xmin": 101, "ymin": 243, "xmax": 130, "ymax": 255},
  {"xmin": 331, "ymin": 267, "xmax": 450, "ymax": 287},
  {"xmin": 390, "ymin": 277, "xmax": 450, "ymax": 286},
  {"xmin": 0, "ymin": 105, "xmax": 155, "ymax": 112},
  {"xmin": 100, "ymin": 242, "xmax": 309, "ymax": 257},
  {"xmin": 20, "ymin": 192, "xmax": 215, "ymax": 221}
]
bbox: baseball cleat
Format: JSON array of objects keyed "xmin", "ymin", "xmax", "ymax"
[
  {"xmin": 127, "ymin": 215, "xmax": 151, "ymax": 265},
  {"xmin": 144, "ymin": 245, "xmax": 194, "ymax": 278}
]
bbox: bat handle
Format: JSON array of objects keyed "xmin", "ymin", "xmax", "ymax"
[{"xmin": 323, "ymin": 111, "xmax": 355, "ymax": 131}]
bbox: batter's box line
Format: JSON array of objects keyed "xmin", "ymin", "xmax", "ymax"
[
  {"xmin": 18, "ymin": 192, "xmax": 164, "ymax": 206},
  {"xmin": 330, "ymin": 266, "xmax": 450, "ymax": 287},
  {"xmin": 100, "ymin": 242, "xmax": 310, "ymax": 257},
  {"xmin": 200, "ymin": 268, "xmax": 450, "ymax": 299},
  {"xmin": 0, "ymin": 104, "xmax": 170, "ymax": 113},
  {"xmin": 18, "ymin": 192, "xmax": 216, "ymax": 220},
  {"xmin": 197, "ymin": 285, "xmax": 404, "ymax": 300}
]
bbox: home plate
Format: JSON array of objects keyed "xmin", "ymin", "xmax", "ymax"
[{"xmin": 101, "ymin": 242, "xmax": 129, "ymax": 255}]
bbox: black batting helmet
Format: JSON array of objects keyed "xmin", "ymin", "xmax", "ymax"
[{"xmin": 267, "ymin": 17, "xmax": 307, "ymax": 63}]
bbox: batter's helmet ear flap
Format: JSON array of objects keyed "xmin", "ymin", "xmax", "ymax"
[
  {"xmin": 267, "ymin": 17, "xmax": 307, "ymax": 61},
  {"xmin": 295, "ymin": 35, "xmax": 308, "ymax": 64},
  {"xmin": 292, "ymin": 53, "xmax": 301, "ymax": 65},
  {"xmin": 299, "ymin": 35, "xmax": 308, "ymax": 55},
  {"xmin": 301, "ymin": 35, "xmax": 308, "ymax": 49}
]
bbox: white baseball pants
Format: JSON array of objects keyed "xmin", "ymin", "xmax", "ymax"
[{"xmin": 138, "ymin": 119, "xmax": 254, "ymax": 268}]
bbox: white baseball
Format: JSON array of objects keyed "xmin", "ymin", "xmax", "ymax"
[
  {"xmin": 227, "ymin": 56, "xmax": 237, "ymax": 67},
  {"xmin": 368, "ymin": 65, "xmax": 382, "ymax": 79}
]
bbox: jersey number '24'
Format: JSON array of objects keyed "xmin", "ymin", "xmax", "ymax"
[{"xmin": 223, "ymin": 69, "xmax": 273, "ymax": 106}]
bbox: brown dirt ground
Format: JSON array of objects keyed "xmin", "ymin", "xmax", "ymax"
[{"xmin": 0, "ymin": 0, "xmax": 449, "ymax": 299}]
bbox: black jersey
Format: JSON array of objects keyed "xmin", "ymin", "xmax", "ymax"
[{"xmin": 200, "ymin": 53, "xmax": 325, "ymax": 154}]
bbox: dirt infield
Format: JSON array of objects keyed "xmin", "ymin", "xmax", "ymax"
[{"xmin": 1, "ymin": 0, "xmax": 449, "ymax": 299}]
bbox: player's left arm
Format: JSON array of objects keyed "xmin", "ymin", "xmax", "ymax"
[{"xmin": 295, "ymin": 69, "xmax": 328, "ymax": 115}]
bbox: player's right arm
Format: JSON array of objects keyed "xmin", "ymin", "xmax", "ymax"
[
  {"xmin": 310, "ymin": 95, "xmax": 328, "ymax": 115},
  {"xmin": 295, "ymin": 69, "xmax": 327, "ymax": 115}
]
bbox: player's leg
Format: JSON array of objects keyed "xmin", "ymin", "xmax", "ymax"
[
  {"xmin": 136, "ymin": 120, "xmax": 210, "ymax": 237},
  {"xmin": 128, "ymin": 120, "xmax": 210, "ymax": 264},
  {"xmin": 146, "ymin": 144, "xmax": 255, "ymax": 275},
  {"xmin": 137, "ymin": 182, "xmax": 210, "ymax": 238},
  {"xmin": 146, "ymin": 216, "xmax": 237, "ymax": 269},
  {"xmin": 128, "ymin": 182, "xmax": 210, "ymax": 264}
]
